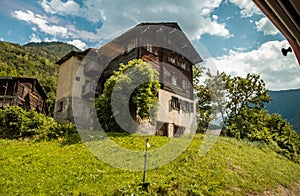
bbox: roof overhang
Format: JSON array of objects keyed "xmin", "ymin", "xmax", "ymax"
[
  {"xmin": 56, "ymin": 48, "xmax": 97, "ymax": 65},
  {"xmin": 56, "ymin": 23, "xmax": 203, "ymax": 68},
  {"xmin": 253, "ymin": 0, "xmax": 300, "ymax": 65},
  {"xmin": 97, "ymin": 22, "xmax": 203, "ymax": 65}
]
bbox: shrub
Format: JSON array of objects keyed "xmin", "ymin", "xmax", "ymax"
[
  {"xmin": 0, "ymin": 106, "xmax": 80, "ymax": 144},
  {"xmin": 95, "ymin": 59, "xmax": 160, "ymax": 132},
  {"xmin": 224, "ymin": 109, "xmax": 300, "ymax": 163}
]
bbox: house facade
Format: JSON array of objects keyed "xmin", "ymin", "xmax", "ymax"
[
  {"xmin": 54, "ymin": 22, "xmax": 203, "ymax": 137},
  {"xmin": 0, "ymin": 77, "xmax": 47, "ymax": 114}
]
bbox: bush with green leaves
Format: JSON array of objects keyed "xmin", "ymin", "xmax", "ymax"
[
  {"xmin": 0, "ymin": 106, "xmax": 80, "ymax": 144},
  {"xmin": 225, "ymin": 109, "xmax": 300, "ymax": 162},
  {"xmin": 95, "ymin": 59, "xmax": 160, "ymax": 132},
  {"xmin": 194, "ymin": 70, "xmax": 300, "ymax": 162}
]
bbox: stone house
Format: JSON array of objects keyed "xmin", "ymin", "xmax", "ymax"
[{"xmin": 54, "ymin": 22, "xmax": 203, "ymax": 137}]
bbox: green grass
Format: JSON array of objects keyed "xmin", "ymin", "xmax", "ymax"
[{"xmin": 1, "ymin": 134, "xmax": 300, "ymax": 195}]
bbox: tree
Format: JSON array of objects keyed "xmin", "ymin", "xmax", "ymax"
[
  {"xmin": 224, "ymin": 73, "xmax": 271, "ymax": 138},
  {"xmin": 194, "ymin": 71, "xmax": 270, "ymax": 133},
  {"xmin": 194, "ymin": 68, "xmax": 300, "ymax": 162},
  {"xmin": 226, "ymin": 74, "xmax": 270, "ymax": 116},
  {"xmin": 95, "ymin": 59, "xmax": 160, "ymax": 132},
  {"xmin": 193, "ymin": 67, "xmax": 228, "ymax": 132},
  {"xmin": 266, "ymin": 113, "xmax": 300, "ymax": 161},
  {"xmin": 193, "ymin": 65, "xmax": 211, "ymax": 132}
]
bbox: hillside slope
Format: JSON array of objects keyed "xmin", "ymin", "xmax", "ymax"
[
  {"xmin": 24, "ymin": 41, "xmax": 80, "ymax": 62},
  {"xmin": 1, "ymin": 134, "xmax": 300, "ymax": 195},
  {"xmin": 267, "ymin": 89, "xmax": 300, "ymax": 134},
  {"xmin": 0, "ymin": 41, "xmax": 79, "ymax": 114}
]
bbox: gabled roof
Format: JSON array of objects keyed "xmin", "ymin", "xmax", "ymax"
[
  {"xmin": 253, "ymin": 0, "xmax": 300, "ymax": 65},
  {"xmin": 57, "ymin": 22, "xmax": 203, "ymax": 66},
  {"xmin": 97, "ymin": 22, "xmax": 203, "ymax": 65},
  {"xmin": 56, "ymin": 48, "xmax": 97, "ymax": 65},
  {"xmin": 137, "ymin": 22, "xmax": 182, "ymax": 30}
]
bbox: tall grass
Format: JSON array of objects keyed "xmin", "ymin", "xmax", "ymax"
[{"xmin": 1, "ymin": 134, "xmax": 300, "ymax": 195}]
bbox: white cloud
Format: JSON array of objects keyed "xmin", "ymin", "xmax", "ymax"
[
  {"xmin": 41, "ymin": 0, "xmax": 106, "ymax": 23},
  {"xmin": 41, "ymin": 0, "xmax": 80, "ymax": 15},
  {"xmin": 12, "ymin": 10, "xmax": 99, "ymax": 42},
  {"xmin": 45, "ymin": 37, "xmax": 58, "ymax": 42},
  {"xmin": 255, "ymin": 17, "xmax": 280, "ymax": 35},
  {"xmin": 0, "ymin": 37, "xmax": 3, "ymax": 41},
  {"xmin": 64, "ymin": 24, "xmax": 99, "ymax": 41},
  {"xmin": 229, "ymin": 0, "xmax": 262, "ymax": 17},
  {"xmin": 12, "ymin": 10, "xmax": 68, "ymax": 37},
  {"xmin": 40, "ymin": 0, "xmax": 232, "ymax": 40},
  {"xmin": 212, "ymin": 15, "xmax": 218, "ymax": 21},
  {"xmin": 67, "ymin": 39, "xmax": 87, "ymax": 50},
  {"xmin": 29, "ymin": 33, "xmax": 41, "ymax": 42},
  {"xmin": 233, "ymin": 47, "xmax": 248, "ymax": 51},
  {"xmin": 209, "ymin": 40, "xmax": 300, "ymax": 90}
]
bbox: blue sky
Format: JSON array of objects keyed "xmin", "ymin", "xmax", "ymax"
[{"xmin": 0, "ymin": 0, "xmax": 299, "ymax": 90}]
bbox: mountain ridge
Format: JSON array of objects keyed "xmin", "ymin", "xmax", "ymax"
[
  {"xmin": 0, "ymin": 40, "xmax": 299, "ymax": 132},
  {"xmin": 0, "ymin": 41, "xmax": 80, "ymax": 114},
  {"xmin": 23, "ymin": 41, "xmax": 80, "ymax": 62},
  {"xmin": 267, "ymin": 88, "xmax": 300, "ymax": 134}
]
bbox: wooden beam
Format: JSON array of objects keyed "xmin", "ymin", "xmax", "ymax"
[{"xmin": 252, "ymin": 0, "xmax": 300, "ymax": 65}]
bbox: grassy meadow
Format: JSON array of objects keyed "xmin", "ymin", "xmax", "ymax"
[{"xmin": 1, "ymin": 134, "xmax": 300, "ymax": 195}]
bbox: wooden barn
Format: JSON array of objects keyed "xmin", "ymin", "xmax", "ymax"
[
  {"xmin": 54, "ymin": 22, "xmax": 203, "ymax": 137},
  {"xmin": 0, "ymin": 77, "xmax": 47, "ymax": 114}
]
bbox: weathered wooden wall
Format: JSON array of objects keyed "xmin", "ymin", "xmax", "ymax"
[{"xmin": 0, "ymin": 78, "xmax": 47, "ymax": 114}]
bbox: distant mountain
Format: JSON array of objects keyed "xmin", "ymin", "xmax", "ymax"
[
  {"xmin": 23, "ymin": 41, "xmax": 80, "ymax": 62},
  {"xmin": 3, "ymin": 40, "xmax": 299, "ymax": 132},
  {"xmin": 266, "ymin": 89, "xmax": 300, "ymax": 134},
  {"xmin": 0, "ymin": 41, "xmax": 80, "ymax": 114}
]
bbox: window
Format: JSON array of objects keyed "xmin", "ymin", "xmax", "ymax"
[
  {"xmin": 190, "ymin": 102, "xmax": 194, "ymax": 113},
  {"xmin": 168, "ymin": 56, "xmax": 176, "ymax": 64},
  {"xmin": 170, "ymin": 96, "xmax": 194, "ymax": 113},
  {"xmin": 182, "ymin": 80, "xmax": 188, "ymax": 90},
  {"xmin": 58, "ymin": 101, "xmax": 63, "ymax": 112},
  {"xmin": 127, "ymin": 38, "xmax": 138, "ymax": 52},
  {"xmin": 186, "ymin": 65, "xmax": 190, "ymax": 72},
  {"xmin": 174, "ymin": 125, "xmax": 185, "ymax": 136},
  {"xmin": 146, "ymin": 45, "xmax": 153, "ymax": 53},
  {"xmin": 177, "ymin": 78, "xmax": 182, "ymax": 87},
  {"xmin": 180, "ymin": 62, "xmax": 186, "ymax": 70},
  {"xmin": 181, "ymin": 100, "xmax": 187, "ymax": 112},
  {"xmin": 180, "ymin": 100, "xmax": 192, "ymax": 113},
  {"xmin": 76, "ymin": 76, "xmax": 80, "ymax": 81},
  {"xmin": 171, "ymin": 96, "xmax": 180, "ymax": 110},
  {"xmin": 171, "ymin": 75, "xmax": 177, "ymax": 86},
  {"xmin": 127, "ymin": 43, "xmax": 133, "ymax": 51}
]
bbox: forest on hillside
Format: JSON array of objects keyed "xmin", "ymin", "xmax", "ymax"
[
  {"xmin": 0, "ymin": 41, "xmax": 79, "ymax": 114},
  {"xmin": 1, "ymin": 41, "xmax": 300, "ymax": 195},
  {"xmin": 0, "ymin": 41, "xmax": 300, "ymax": 163},
  {"xmin": 1, "ymin": 40, "xmax": 299, "ymax": 132},
  {"xmin": 267, "ymin": 89, "xmax": 300, "ymax": 134}
]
